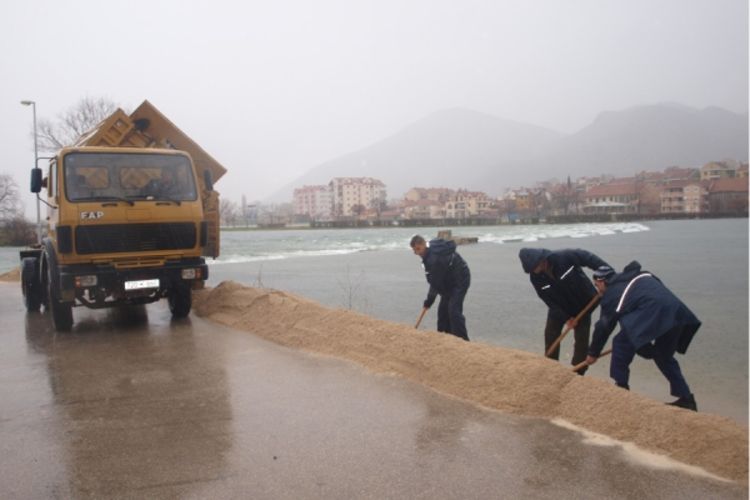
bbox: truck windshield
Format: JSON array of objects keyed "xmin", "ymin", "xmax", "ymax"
[{"xmin": 64, "ymin": 152, "xmax": 198, "ymax": 203}]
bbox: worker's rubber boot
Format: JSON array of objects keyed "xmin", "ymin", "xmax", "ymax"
[{"xmin": 667, "ymin": 394, "xmax": 697, "ymax": 412}]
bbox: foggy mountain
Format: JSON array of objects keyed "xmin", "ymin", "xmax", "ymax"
[
  {"xmin": 535, "ymin": 104, "xmax": 750, "ymax": 182},
  {"xmin": 271, "ymin": 104, "xmax": 748, "ymax": 201}
]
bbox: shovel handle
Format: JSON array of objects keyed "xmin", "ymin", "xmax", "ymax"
[
  {"xmin": 545, "ymin": 294, "xmax": 601, "ymax": 357},
  {"xmin": 572, "ymin": 348, "xmax": 612, "ymax": 372},
  {"xmin": 414, "ymin": 307, "xmax": 428, "ymax": 329}
]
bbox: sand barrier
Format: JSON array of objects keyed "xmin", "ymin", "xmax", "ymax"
[
  {"xmin": 194, "ymin": 280, "xmax": 748, "ymax": 484},
  {"xmin": 0, "ymin": 267, "xmax": 20, "ymax": 282}
]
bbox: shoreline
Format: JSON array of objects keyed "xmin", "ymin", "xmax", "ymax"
[
  {"xmin": 219, "ymin": 214, "xmax": 749, "ymax": 231},
  {"xmin": 193, "ymin": 281, "xmax": 748, "ymax": 485}
]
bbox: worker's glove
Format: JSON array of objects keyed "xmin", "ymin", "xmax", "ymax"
[{"xmin": 423, "ymin": 299, "xmax": 433, "ymax": 309}]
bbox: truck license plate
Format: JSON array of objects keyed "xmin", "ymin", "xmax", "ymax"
[{"xmin": 124, "ymin": 279, "xmax": 160, "ymax": 290}]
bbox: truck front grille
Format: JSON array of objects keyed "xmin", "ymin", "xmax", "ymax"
[{"xmin": 75, "ymin": 223, "xmax": 197, "ymax": 254}]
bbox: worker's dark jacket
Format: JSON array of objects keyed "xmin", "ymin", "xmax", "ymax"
[
  {"xmin": 422, "ymin": 239, "xmax": 470, "ymax": 308},
  {"xmin": 519, "ymin": 248, "xmax": 608, "ymax": 319},
  {"xmin": 588, "ymin": 261, "xmax": 701, "ymax": 357}
]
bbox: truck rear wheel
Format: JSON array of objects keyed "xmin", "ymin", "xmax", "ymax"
[
  {"xmin": 46, "ymin": 261, "xmax": 73, "ymax": 331},
  {"xmin": 168, "ymin": 284, "xmax": 192, "ymax": 318},
  {"xmin": 21, "ymin": 257, "xmax": 42, "ymax": 312}
]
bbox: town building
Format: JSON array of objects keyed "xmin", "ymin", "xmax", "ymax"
[
  {"xmin": 582, "ymin": 182, "xmax": 639, "ymax": 214},
  {"xmin": 707, "ymin": 177, "xmax": 749, "ymax": 214},
  {"xmin": 292, "ymin": 185, "xmax": 333, "ymax": 220},
  {"xmin": 444, "ymin": 189, "xmax": 493, "ymax": 219},
  {"xmin": 402, "ymin": 199, "xmax": 445, "ymax": 219},
  {"xmin": 660, "ymin": 180, "xmax": 708, "ymax": 214},
  {"xmin": 700, "ymin": 160, "xmax": 742, "ymax": 181},
  {"xmin": 330, "ymin": 177, "xmax": 387, "ymax": 217},
  {"xmin": 403, "ymin": 187, "xmax": 454, "ymax": 204}
]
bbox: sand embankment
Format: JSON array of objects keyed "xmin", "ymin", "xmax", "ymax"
[
  {"xmin": 194, "ymin": 280, "xmax": 748, "ymax": 484},
  {"xmin": 0, "ymin": 267, "xmax": 20, "ymax": 282}
]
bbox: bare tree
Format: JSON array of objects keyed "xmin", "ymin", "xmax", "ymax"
[
  {"xmin": 0, "ymin": 174, "xmax": 21, "ymax": 220},
  {"xmin": 336, "ymin": 265, "xmax": 369, "ymax": 311},
  {"xmin": 220, "ymin": 198, "xmax": 239, "ymax": 227},
  {"xmin": 36, "ymin": 96, "xmax": 120, "ymax": 152},
  {"xmin": 0, "ymin": 216, "xmax": 35, "ymax": 246},
  {"xmin": 0, "ymin": 175, "xmax": 34, "ymax": 245}
]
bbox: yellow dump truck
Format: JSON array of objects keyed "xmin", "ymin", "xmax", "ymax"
[{"xmin": 20, "ymin": 100, "xmax": 225, "ymax": 330}]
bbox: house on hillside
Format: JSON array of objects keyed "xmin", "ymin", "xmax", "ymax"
[
  {"xmin": 583, "ymin": 183, "xmax": 639, "ymax": 214},
  {"xmin": 660, "ymin": 180, "xmax": 708, "ymax": 214},
  {"xmin": 708, "ymin": 177, "xmax": 749, "ymax": 214},
  {"xmin": 445, "ymin": 190, "xmax": 492, "ymax": 219},
  {"xmin": 403, "ymin": 187, "xmax": 454, "ymax": 203},
  {"xmin": 700, "ymin": 160, "xmax": 741, "ymax": 181},
  {"xmin": 402, "ymin": 199, "xmax": 445, "ymax": 219}
]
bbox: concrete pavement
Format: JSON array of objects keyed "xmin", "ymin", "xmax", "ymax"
[{"xmin": 0, "ymin": 283, "xmax": 744, "ymax": 499}]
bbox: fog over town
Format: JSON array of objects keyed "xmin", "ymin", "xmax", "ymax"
[{"xmin": 1, "ymin": 0, "xmax": 747, "ymax": 218}]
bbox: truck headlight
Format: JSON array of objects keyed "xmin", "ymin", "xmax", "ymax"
[
  {"xmin": 181, "ymin": 268, "xmax": 200, "ymax": 280},
  {"xmin": 75, "ymin": 275, "xmax": 98, "ymax": 287}
]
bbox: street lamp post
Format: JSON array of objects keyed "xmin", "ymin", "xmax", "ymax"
[{"xmin": 20, "ymin": 100, "xmax": 42, "ymax": 244}]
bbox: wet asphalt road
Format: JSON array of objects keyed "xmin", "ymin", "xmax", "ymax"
[{"xmin": 0, "ymin": 283, "xmax": 745, "ymax": 499}]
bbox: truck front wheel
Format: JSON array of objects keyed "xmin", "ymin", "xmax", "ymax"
[
  {"xmin": 21, "ymin": 257, "xmax": 42, "ymax": 312},
  {"xmin": 46, "ymin": 262, "xmax": 73, "ymax": 331},
  {"xmin": 168, "ymin": 283, "xmax": 192, "ymax": 318}
]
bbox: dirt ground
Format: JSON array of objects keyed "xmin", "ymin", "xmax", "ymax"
[{"xmin": 193, "ymin": 281, "xmax": 748, "ymax": 485}]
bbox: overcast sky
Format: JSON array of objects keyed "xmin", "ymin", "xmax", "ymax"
[{"xmin": 1, "ymin": 0, "xmax": 747, "ymax": 216}]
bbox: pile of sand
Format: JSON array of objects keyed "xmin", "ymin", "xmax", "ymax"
[
  {"xmin": 194, "ymin": 281, "xmax": 748, "ymax": 484},
  {"xmin": 0, "ymin": 267, "xmax": 20, "ymax": 282}
]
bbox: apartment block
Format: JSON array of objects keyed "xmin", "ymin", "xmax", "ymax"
[
  {"xmin": 293, "ymin": 185, "xmax": 333, "ymax": 220},
  {"xmin": 330, "ymin": 177, "xmax": 387, "ymax": 217}
]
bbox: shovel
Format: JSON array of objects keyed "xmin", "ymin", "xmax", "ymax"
[
  {"xmin": 571, "ymin": 348, "xmax": 612, "ymax": 372},
  {"xmin": 545, "ymin": 293, "xmax": 601, "ymax": 358}
]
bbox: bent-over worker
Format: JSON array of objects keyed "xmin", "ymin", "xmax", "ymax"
[
  {"xmin": 519, "ymin": 248, "xmax": 610, "ymax": 374},
  {"xmin": 411, "ymin": 235, "xmax": 471, "ymax": 341},
  {"xmin": 585, "ymin": 262, "xmax": 700, "ymax": 411}
]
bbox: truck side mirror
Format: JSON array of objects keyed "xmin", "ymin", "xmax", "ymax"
[
  {"xmin": 203, "ymin": 170, "xmax": 214, "ymax": 191},
  {"xmin": 30, "ymin": 168, "xmax": 43, "ymax": 193}
]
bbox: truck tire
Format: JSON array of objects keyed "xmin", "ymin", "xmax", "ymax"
[
  {"xmin": 21, "ymin": 257, "xmax": 42, "ymax": 312},
  {"xmin": 46, "ymin": 259, "xmax": 73, "ymax": 331},
  {"xmin": 168, "ymin": 284, "xmax": 192, "ymax": 318}
]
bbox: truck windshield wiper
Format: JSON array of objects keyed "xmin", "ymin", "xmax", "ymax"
[{"xmin": 90, "ymin": 196, "xmax": 136, "ymax": 206}]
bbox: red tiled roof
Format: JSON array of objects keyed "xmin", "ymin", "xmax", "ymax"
[
  {"xmin": 709, "ymin": 177, "xmax": 749, "ymax": 193},
  {"xmin": 585, "ymin": 183, "xmax": 638, "ymax": 197}
]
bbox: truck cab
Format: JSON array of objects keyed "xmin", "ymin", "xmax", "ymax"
[{"xmin": 20, "ymin": 101, "xmax": 224, "ymax": 331}]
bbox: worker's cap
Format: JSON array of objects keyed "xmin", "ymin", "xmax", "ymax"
[{"xmin": 593, "ymin": 265, "xmax": 615, "ymax": 282}]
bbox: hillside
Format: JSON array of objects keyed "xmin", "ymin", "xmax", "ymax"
[
  {"xmin": 272, "ymin": 108, "xmax": 563, "ymax": 199},
  {"xmin": 538, "ymin": 104, "xmax": 749, "ymax": 180},
  {"xmin": 271, "ymin": 104, "xmax": 748, "ymax": 200}
]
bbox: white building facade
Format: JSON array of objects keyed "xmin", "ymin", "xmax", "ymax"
[
  {"xmin": 292, "ymin": 185, "xmax": 333, "ymax": 220},
  {"xmin": 329, "ymin": 177, "xmax": 387, "ymax": 217}
]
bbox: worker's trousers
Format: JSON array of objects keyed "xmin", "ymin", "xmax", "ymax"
[
  {"xmin": 610, "ymin": 327, "xmax": 692, "ymax": 398},
  {"xmin": 544, "ymin": 311, "xmax": 591, "ymax": 375},
  {"xmin": 436, "ymin": 281, "xmax": 470, "ymax": 341}
]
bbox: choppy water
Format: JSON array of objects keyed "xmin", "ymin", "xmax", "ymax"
[
  {"xmin": 215, "ymin": 222, "xmax": 651, "ymax": 265},
  {"xmin": 2, "ymin": 219, "xmax": 747, "ymax": 424}
]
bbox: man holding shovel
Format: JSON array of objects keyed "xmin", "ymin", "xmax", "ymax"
[
  {"xmin": 519, "ymin": 248, "xmax": 610, "ymax": 374},
  {"xmin": 584, "ymin": 263, "xmax": 701, "ymax": 411},
  {"xmin": 411, "ymin": 235, "xmax": 471, "ymax": 341}
]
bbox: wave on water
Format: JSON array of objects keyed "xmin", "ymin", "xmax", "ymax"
[
  {"xmin": 480, "ymin": 222, "xmax": 649, "ymax": 244},
  {"xmin": 212, "ymin": 245, "xmax": 395, "ymax": 265}
]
